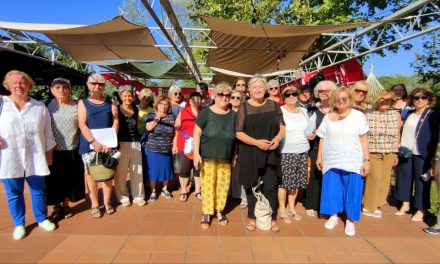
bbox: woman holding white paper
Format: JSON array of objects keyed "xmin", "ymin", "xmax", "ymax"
[{"xmin": 78, "ymin": 74, "xmax": 119, "ymax": 218}]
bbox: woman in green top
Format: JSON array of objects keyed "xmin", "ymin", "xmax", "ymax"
[{"xmin": 193, "ymin": 83, "xmax": 236, "ymax": 229}]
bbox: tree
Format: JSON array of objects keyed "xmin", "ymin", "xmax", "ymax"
[
  {"xmin": 120, "ymin": 0, "xmax": 148, "ymax": 26},
  {"xmin": 411, "ymin": 34, "xmax": 440, "ymax": 102}
]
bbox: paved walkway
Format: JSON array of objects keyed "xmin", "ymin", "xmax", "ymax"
[{"xmin": 0, "ymin": 186, "xmax": 440, "ymax": 263}]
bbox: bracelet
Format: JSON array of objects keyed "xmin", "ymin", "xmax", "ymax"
[{"xmin": 88, "ymin": 139, "xmax": 95, "ymax": 144}]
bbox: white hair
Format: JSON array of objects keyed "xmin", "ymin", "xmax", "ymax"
[
  {"xmin": 168, "ymin": 85, "xmax": 181, "ymax": 96},
  {"xmin": 313, "ymin": 80, "xmax": 337, "ymax": 98}
]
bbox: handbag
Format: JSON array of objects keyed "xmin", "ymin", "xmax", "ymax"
[
  {"xmin": 181, "ymin": 130, "xmax": 194, "ymax": 159},
  {"xmin": 89, "ymin": 153, "xmax": 117, "ymax": 182},
  {"xmin": 397, "ymin": 146, "xmax": 413, "ymax": 159},
  {"xmin": 252, "ymin": 178, "xmax": 273, "ymax": 231}
]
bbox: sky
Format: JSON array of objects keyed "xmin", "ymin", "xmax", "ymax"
[{"xmin": 0, "ymin": 0, "xmax": 430, "ymax": 78}]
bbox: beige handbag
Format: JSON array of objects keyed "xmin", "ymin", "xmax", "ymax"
[
  {"xmin": 253, "ymin": 178, "xmax": 273, "ymax": 231},
  {"xmin": 88, "ymin": 153, "xmax": 116, "ymax": 182}
]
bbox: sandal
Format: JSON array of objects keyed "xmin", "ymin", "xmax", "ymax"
[
  {"xmin": 217, "ymin": 212, "xmax": 229, "ymax": 226},
  {"xmin": 62, "ymin": 206, "xmax": 74, "ymax": 218},
  {"xmin": 279, "ymin": 213, "xmax": 292, "ymax": 224},
  {"xmin": 271, "ymin": 221, "xmax": 280, "ymax": 233},
  {"xmin": 246, "ymin": 219, "xmax": 256, "ymax": 231},
  {"xmin": 50, "ymin": 205, "xmax": 64, "ymax": 221},
  {"xmin": 195, "ymin": 192, "xmax": 202, "ymax": 201},
  {"xmin": 179, "ymin": 193, "xmax": 188, "ymax": 202},
  {"xmin": 91, "ymin": 206, "xmax": 101, "ymax": 218},
  {"xmin": 200, "ymin": 214, "xmax": 211, "ymax": 229},
  {"xmin": 104, "ymin": 203, "xmax": 115, "ymax": 215}
]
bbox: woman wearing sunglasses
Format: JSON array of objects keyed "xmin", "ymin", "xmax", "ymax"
[
  {"xmin": 278, "ymin": 86, "xmax": 316, "ymax": 223},
  {"xmin": 267, "ymin": 79, "xmax": 283, "ymax": 105},
  {"xmin": 351, "ymin": 80, "xmax": 370, "ymax": 113},
  {"xmin": 169, "ymin": 85, "xmax": 186, "ymax": 117},
  {"xmin": 229, "ymin": 90, "xmax": 248, "ymax": 208},
  {"xmin": 316, "ymin": 87, "xmax": 370, "ymax": 236},
  {"xmin": 394, "ymin": 87, "xmax": 439, "ymax": 221},
  {"xmin": 193, "ymin": 83, "xmax": 236, "ymax": 229},
  {"xmin": 363, "ymin": 91, "xmax": 401, "ymax": 218}
]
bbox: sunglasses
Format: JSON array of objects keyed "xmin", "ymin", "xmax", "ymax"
[
  {"xmin": 284, "ymin": 92, "xmax": 298, "ymax": 98},
  {"xmin": 413, "ymin": 95, "xmax": 429, "ymax": 101},
  {"xmin": 173, "ymin": 92, "xmax": 182, "ymax": 96},
  {"xmin": 337, "ymin": 96, "xmax": 349, "ymax": 103},
  {"xmin": 231, "ymin": 96, "xmax": 241, "ymax": 100},
  {"xmin": 236, "ymin": 83, "xmax": 246, "ymax": 87},
  {"xmin": 217, "ymin": 93, "xmax": 231, "ymax": 99},
  {"xmin": 90, "ymin": 82, "xmax": 105, "ymax": 86},
  {"xmin": 378, "ymin": 98, "xmax": 394, "ymax": 104},
  {"xmin": 354, "ymin": 89, "xmax": 368, "ymax": 95},
  {"xmin": 269, "ymin": 87, "xmax": 279, "ymax": 91}
]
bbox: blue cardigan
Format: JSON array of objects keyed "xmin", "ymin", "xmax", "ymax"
[{"xmin": 404, "ymin": 108, "xmax": 440, "ymax": 161}]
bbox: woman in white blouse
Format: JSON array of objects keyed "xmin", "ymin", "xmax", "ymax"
[
  {"xmin": 0, "ymin": 70, "xmax": 57, "ymax": 240},
  {"xmin": 316, "ymin": 87, "xmax": 370, "ymax": 236},
  {"xmin": 278, "ymin": 86, "xmax": 315, "ymax": 223}
]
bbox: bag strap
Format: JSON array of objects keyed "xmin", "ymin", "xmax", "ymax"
[
  {"xmin": 0, "ymin": 97, "xmax": 3, "ymax": 116},
  {"xmin": 181, "ymin": 130, "xmax": 191, "ymax": 139},
  {"xmin": 252, "ymin": 177, "xmax": 263, "ymax": 199},
  {"xmin": 415, "ymin": 109, "xmax": 431, "ymax": 140}
]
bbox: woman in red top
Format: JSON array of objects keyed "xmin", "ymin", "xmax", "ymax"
[
  {"xmin": 173, "ymin": 92, "xmax": 203, "ymax": 202},
  {"xmin": 267, "ymin": 79, "xmax": 284, "ymax": 106}
]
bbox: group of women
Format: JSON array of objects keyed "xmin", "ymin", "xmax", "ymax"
[{"xmin": 0, "ymin": 69, "xmax": 439, "ymax": 240}]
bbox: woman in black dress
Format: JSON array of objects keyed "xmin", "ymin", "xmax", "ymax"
[{"xmin": 235, "ymin": 76, "xmax": 285, "ymax": 232}]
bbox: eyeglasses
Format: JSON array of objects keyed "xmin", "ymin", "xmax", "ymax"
[
  {"xmin": 217, "ymin": 93, "xmax": 231, "ymax": 99},
  {"xmin": 354, "ymin": 89, "xmax": 368, "ymax": 95},
  {"xmin": 413, "ymin": 95, "xmax": 429, "ymax": 101},
  {"xmin": 378, "ymin": 98, "xmax": 394, "ymax": 104},
  {"xmin": 236, "ymin": 83, "xmax": 246, "ymax": 87},
  {"xmin": 337, "ymin": 96, "xmax": 349, "ymax": 103},
  {"xmin": 90, "ymin": 82, "xmax": 105, "ymax": 86},
  {"xmin": 318, "ymin": 89, "xmax": 331, "ymax": 94},
  {"xmin": 159, "ymin": 102, "xmax": 170, "ymax": 107},
  {"xmin": 269, "ymin": 87, "xmax": 279, "ymax": 91},
  {"xmin": 284, "ymin": 93, "xmax": 298, "ymax": 98},
  {"xmin": 173, "ymin": 92, "xmax": 182, "ymax": 96},
  {"xmin": 231, "ymin": 96, "xmax": 241, "ymax": 100}
]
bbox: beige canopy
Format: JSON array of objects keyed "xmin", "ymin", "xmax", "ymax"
[
  {"xmin": 0, "ymin": 16, "xmax": 168, "ymax": 62},
  {"xmin": 202, "ymin": 16, "xmax": 372, "ymax": 75}
]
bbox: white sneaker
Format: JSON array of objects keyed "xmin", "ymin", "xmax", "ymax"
[
  {"xmin": 13, "ymin": 226, "xmax": 26, "ymax": 240},
  {"xmin": 324, "ymin": 215, "xmax": 339, "ymax": 229},
  {"xmin": 305, "ymin": 209, "xmax": 315, "ymax": 217},
  {"xmin": 133, "ymin": 197, "xmax": 147, "ymax": 206},
  {"xmin": 373, "ymin": 210, "xmax": 382, "ymax": 218},
  {"xmin": 345, "ymin": 220, "xmax": 356, "ymax": 236},
  {"xmin": 38, "ymin": 219, "xmax": 56, "ymax": 232},
  {"xmin": 121, "ymin": 197, "xmax": 131, "ymax": 207},
  {"xmin": 362, "ymin": 208, "xmax": 374, "ymax": 217}
]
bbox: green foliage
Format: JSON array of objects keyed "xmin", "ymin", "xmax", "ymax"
[
  {"xmin": 411, "ymin": 34, "xmax": 440, "ymax": 101},
  {"xmin": 121, "ymin": 0, "xmax": 148, "ymax": 26},
  {"xmin": 29, "ymin": 85, "xmax": 50, "ymax": 100}
]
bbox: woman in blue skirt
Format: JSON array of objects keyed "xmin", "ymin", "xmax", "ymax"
[
  {"xmin": 316, "ymin": 87, "xmax": 370, "ymax": 236},
  {"xmin": 145, "ymin": 95, "xmax": 176, "ymax": 201}
]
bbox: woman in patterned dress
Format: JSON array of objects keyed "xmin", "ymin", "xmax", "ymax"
[
  {"xmin": 362, "ymin": 91, "xmax": 401, "ymax": 218},
  {"xmin": 278, "ymin": 86, "xmax": 316, "ymax": 223},
  {"xmin": 45, "ymin": 78, "xmax": 85, "ymax": 220}
]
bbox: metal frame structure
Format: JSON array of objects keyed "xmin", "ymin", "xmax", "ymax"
[{"xmin": 0, "ymin": 0, "xmax": 438, "ymax": 84}]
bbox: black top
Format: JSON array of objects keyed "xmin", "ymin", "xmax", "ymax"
[
  {"xmin": 118, "ymin": 106, "xmax": 140, "ymax": 142},
  {"xmin": 309, "ymin": 107, "xmax": 326, "ymax": 151},
  {"xmin": 235, "ymin": 100, "xmax": 284, "ymax": 188},
  {"xmin": 196, "ymin": 108, "xmax": 236, "ymax": 161}
]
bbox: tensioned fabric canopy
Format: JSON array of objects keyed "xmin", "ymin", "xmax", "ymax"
[
  {"xmin": 94, "ymin": 61, "xmax": 193, "ymax": 79},
  {"xmin": 202, "ymin": 16, "xmax": 373, "ymax": 76},
  {"xmin": 0, "ymin": 16, "xmax": 168, "ymax": 62}
]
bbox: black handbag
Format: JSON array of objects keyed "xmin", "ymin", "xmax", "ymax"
[{"xmin": 397, "ymin": 146, "xmax": 413, "ymax": 159}]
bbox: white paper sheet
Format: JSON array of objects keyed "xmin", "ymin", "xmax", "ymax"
[{"xmin": 90, "ymin": 128, "xmax": 118, "ymax": 149}]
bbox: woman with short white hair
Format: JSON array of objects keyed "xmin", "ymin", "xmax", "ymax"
[
  {"xmin": 236, "ymin": 76, "xmax": 285, "ymax": 232},
  {"xmin": 169, "ymin": 85, "xmax": 186, "ymax": 116}
]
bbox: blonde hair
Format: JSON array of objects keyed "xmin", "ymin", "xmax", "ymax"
[
  {"xmin": 248, "ymin": 76, "xmax": 267, "ymax": 92},
  {"xmin": 2, "ymin": 70, "xmax": 35, "ymax": 90},
  {"xmin": 372, "ymin": 91, "xmax": 395, "ymax": 110},
  {"xmin": 87, "ymin": 73, "xmax": 105, "ymax": 84},
  {"xmin": 351, "ymin": 80, "xmax": 369, "ymax": 106},
  {"xmin": 139, "ymin": 88, "xmax": 153, "ymax": 99},
  {"xmin": 153, "ymin": 94, "xmax": 171, "ymax": 111},
  {"xmin": 329, "ymin": 87, "xmax": 354, "ymax": 111},
  {"xmin": 267, "ymin": 79, "xmax": 280, "ymax": 88},
  {"xmin": 213, "ymin": 82, "xmax": 232, "ymax": 95}
]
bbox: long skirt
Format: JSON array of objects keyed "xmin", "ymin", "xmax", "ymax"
[{"xmin": 145, "ymin": 150, "xmax": 174, "ymax": 182}]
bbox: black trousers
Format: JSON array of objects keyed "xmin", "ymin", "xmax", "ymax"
[
  {"xmin": 303, "ymin": 148, "xmax": 322, "ymax": 211},
  {"xmin": 246, "ymin": 166, "xmax": 279, "ymax": 220}
]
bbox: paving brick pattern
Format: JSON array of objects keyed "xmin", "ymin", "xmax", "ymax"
[{"xmin": 0, "ymin": 185, "xmax": 439, "ymax": 263}]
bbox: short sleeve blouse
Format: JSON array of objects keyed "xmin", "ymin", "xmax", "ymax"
[
  {"xmin": 316, "ymin": 109, "xmax": 369, "ymax": 174},
  {"xmin": 145, "ymin": 113, "xmax": 175, "ymax": 153}
]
